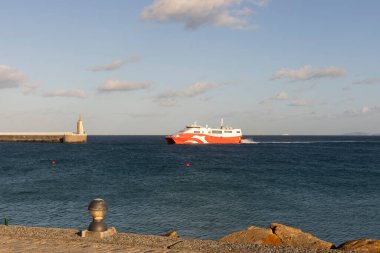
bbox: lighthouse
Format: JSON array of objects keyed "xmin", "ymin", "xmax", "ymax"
[
  {"xmin": 63, "ymin": 114, "xmax": 87, "ymax": 143},
  {"xmin": 77, "ymin": 114, "xmax": 84, "ymax": 134}
]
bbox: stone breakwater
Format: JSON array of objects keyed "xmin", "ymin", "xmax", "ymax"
[
  {"xmin": 0, "ymin": 114, "xmax": 87, "ymax": 144},
  {"xmin": 0, "ymin": 133, "xmax": 87, "ymax": 143},
  {"xmin": 0, "ymin": 225, "xmax": 375, "ymax": 253}
]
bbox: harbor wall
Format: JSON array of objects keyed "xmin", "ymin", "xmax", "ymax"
[
  {"xmin": 0, "ymin": 133, "xmax": 87, "ymax": 144},
  {"xmin": 63, "ymin": 134, "xmax": 87, "ymax": 143}
]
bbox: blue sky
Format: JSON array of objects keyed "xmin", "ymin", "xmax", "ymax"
[{"xmin": 1, "ymin": 0, "xmax": 379, "ymax": 135}]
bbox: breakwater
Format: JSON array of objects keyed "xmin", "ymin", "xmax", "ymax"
[
  {"xmin": 0, "ymin": 133, "xmax": 87, "ymax": 143},
  {"xmin": 0, "ymin": 114, "xmax": 87, "ymax": 144}
]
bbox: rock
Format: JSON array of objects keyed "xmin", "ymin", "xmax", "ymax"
[
  {"xmin": 161, "ymin": 230, "xmax": 178, "ymax": 238},
  {"xmin": 219, "ymin": 225, "xmax": 281, "ymax": 246},
  {"xmin": 338, "ymin": 238, "xmax": 380, "ymax": 252},
  {"xmin": 270, "ymin": 223, "xmax": 334, "ymax": 250},
  {"xmin": 220, "ymin": 223, "xmax": 335, "ymax": 250}
]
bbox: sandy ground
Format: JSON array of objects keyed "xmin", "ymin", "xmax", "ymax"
[{"xmin": 0, "ymin": 225, "xmax": 355, "ymax": 253}]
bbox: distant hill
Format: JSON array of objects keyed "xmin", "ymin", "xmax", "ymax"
[
  {"xmin": 342, "ymin": 132, "xmax": 380, "ymax": 136},
  {"xmin": 342, "ymin": 132, "xmax": 371, "ymax": 136}
]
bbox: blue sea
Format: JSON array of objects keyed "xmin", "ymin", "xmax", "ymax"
[{"xmin": 1, "ymin": 135, "xmax": 379, "ymax": 245}]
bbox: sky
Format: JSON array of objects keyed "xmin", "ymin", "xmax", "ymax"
[{"xmin": 0, "ymin": 0, "xmax": 379, "ymax": 135}]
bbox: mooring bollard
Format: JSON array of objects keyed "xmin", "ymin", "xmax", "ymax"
[
  {"xmin": 88, "ymin": 198, "xmax": 108, "ymax": 232},
  {"xmin": 3, "ymin": 218, "xmax": 8, "ymax": 226},
  {"xmin": 81, "ymin": 198, "xmax": 117, "ymax": 238}
]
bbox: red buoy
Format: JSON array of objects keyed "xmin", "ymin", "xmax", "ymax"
[
  {"xmin": 185, "ymin": 163, "xmax": 190, "ymax": 167},
  {"xmin": 51, "ymin": 160, "xmax": 56, "ymax": 165}
]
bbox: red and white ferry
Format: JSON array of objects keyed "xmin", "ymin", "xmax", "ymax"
[{"xmin": 165, "ymin": 120, "xmax": 242, "ymax": 144}]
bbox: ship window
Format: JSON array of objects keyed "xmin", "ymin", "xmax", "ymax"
[
  {"xmin": 194, "ymin": 131, "xmax": 200, "ymax": 133},
  {"xmin": 224, "ymin": 130, "xmax": 232, "ymax": 133},
  {"xmin": 236, "ymin": 131, "xmax": 241, "ymax": 133},
  {"xmin": 212, "ymin": 130, "xmax": 223, "ymax": 134}
]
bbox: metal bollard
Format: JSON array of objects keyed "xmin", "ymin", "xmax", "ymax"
[
  {"xmin": 87, "ymin": 198, "xmax": 108, "ymax": 232},
  {"xmin": 81, "ymin": 198, "xmax": 116, "ymax": 238}
]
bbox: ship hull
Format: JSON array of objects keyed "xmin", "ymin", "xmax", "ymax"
[{"xmin": 165, "ymin": 134, "xmax": 241, "ymax": 144}]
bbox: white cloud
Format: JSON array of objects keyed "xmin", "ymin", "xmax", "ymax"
[
  {"xmin": 251, "ymin": 0, "xmax": 269, "ymax": 6},
  {"xmin": 140, "ymin": 0, "xmax": 268, "ymax": 30},
  {"xmin": 352, "ymin": 78, "xmax": 379, "ymax": 85},
  {"xmin": 90, "ymin": 56, "xmax": 142, "ymax": 72},
  {"xmin": 288, "ymin": 99, "xmax": 310, "ymax": 107},
  {"xmin": 43, "ymin": 89, "xmax": 86, "ymax": 98},
  {"xmin": 361, "ymin": 106, "xmax": 370, "ymax": 114},
  {"xmin": 0, "ymin": 64, "xmax": 38, "ymax": 95},
  {"xmin": 0, "ymin": 65, "xmax": 27, "ymax": 89},
  {"xmin": 260, "ymin": 91, "xmax": 288, "ymax": 104},
  {"xmin": 181, "ymin": 81, "xmax": 217, "ymax": 97},
  {"xmin": 271, "ymin": 65, "xmax": 346, "ymax": 82},
  {"xmin": 156, "ymin": 81, "xmax": 217, "ymax": 105},
  {"xmin": 98, "ymin": 80, "xmax": 151, "ymax": 92},
  {"xmin": 343, "ymin": 106, "xmax": 380, "ymax": 117}
]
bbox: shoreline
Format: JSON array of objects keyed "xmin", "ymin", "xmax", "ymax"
[{"xmin": 0, "ymin": 225, "xmax": 353, "ymax": 253}]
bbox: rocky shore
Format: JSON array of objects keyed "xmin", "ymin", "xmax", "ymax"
[
  {"xmin": 1, "ymin": 224, "xmax": 378, "ymax": 253},
  {"xmin": 220, "ymin": 223, "xmax": 380, "ymax": 252}
]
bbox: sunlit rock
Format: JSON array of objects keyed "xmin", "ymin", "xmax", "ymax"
[
  {"xmin": 338, "ymin": 238, "xmax": 380, "ymax": 253},
  {"xmin": 219, "ymin": 225, "xmax": 281, "ymax": 246},
  {"xmin": 270, "ymin": 223, "xmax": 334, "ymax": 249}
]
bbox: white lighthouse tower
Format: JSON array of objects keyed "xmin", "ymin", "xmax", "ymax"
[
  {"xmin": 77, "ymin": 114, "xmax": 84, "ymax": 134},
  {"xmin": 62, "ymin": 114, "xmax": 87, "ymax": 143}
]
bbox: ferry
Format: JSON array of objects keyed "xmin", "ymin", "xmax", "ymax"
[{"xmin": 165, "ymin": 119, "xmax": 242, "ymax": 144}]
